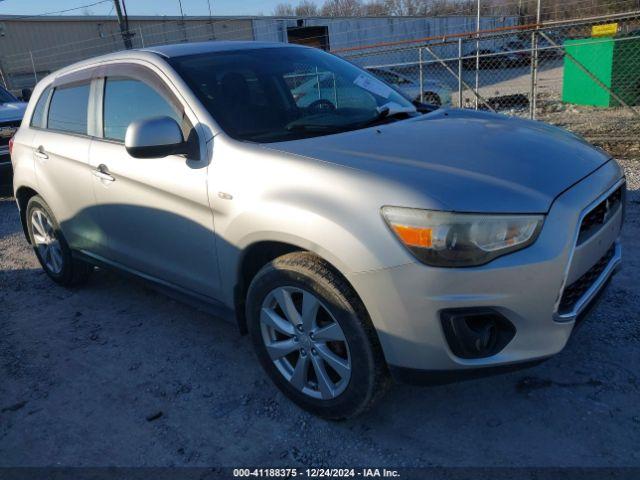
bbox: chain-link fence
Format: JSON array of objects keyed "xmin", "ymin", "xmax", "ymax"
[{"xmin": 339, "ymin": 11, "xmax": 640, "ymax": 157}]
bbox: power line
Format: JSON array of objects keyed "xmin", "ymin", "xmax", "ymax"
[{"xmin": 7, "ymin": 0, "xmax": 112, "ymax": 20}]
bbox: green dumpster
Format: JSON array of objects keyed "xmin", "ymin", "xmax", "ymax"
[{"xmin": 562, "ymin": 35, "xmax": 640, "ymax": 107}]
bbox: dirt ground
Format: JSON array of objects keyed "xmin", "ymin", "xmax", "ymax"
[{"xmin": 1, "ymin": 159, "xmax": 639, "ymax": 468}]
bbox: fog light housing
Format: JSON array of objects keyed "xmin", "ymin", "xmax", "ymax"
[{"xmin": 440, "ymin": 308, "xmax": 516, "ymax": 359}]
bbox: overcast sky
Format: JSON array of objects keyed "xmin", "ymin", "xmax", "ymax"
[{"xmin": 0, "ymin": 0, "xmax": 320, "ymax": 17}]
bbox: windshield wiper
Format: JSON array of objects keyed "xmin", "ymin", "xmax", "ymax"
[
  {"xmin": 352, "ymin": 105, "xmax": 416, "ymax": 128},
  {"xmin": 358, "ymin": 105, "xmax": 392, "ymax": 126},
  {"xmin": 285, "ymin": 123, "xmax": 352, "ymax": 134},
  {"xmin": 284, "ymin": 105, "xmax": 416, "ymax": 136}
]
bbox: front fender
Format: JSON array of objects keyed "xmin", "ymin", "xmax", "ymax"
[
  {"xmin": 215, "ymin": 200, "xmax": 413, "ymax": 307},
  {"xmin": 209, "ymin": 135, "xmax": 425, "ymax": 307}
]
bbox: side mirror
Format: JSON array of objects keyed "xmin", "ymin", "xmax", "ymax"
[
  {"xmin": 125, "ymin": 116, "xmax": 187, "ymax": 159},
  {"xmin": 21, "ymin": 88, "xmax": 32, "ymax": 102}
]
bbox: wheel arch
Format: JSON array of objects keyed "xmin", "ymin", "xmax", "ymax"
[
  {"xmin": 233, "ymin": 240, "xmax": 305, "ymax": 334},
  {"xmin": 233, "ymin": 240, "xmax": 371, "ymax": 339},
  {"xmin": 15, "ymin": 186, "xmax": 39, "ymax": 244}
]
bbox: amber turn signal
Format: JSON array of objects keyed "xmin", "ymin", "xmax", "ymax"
[{"xmin": 390, "ymin": 224, "xmax": 433, "ymax": 248}]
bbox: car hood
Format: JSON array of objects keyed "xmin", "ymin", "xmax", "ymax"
[
  {"xmin": 0, "ymin": 102, "xmax": 27, "ymax": 123},
  {"xmin": 262, "ymin": 109, "xmax": 611, "ymax": 213}
]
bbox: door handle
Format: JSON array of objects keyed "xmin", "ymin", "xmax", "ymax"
[
  {"xmin": 92, "ymin": 163, "xmax": 115, "ymax": 182},
  {"xmin": 34, "ymin": 145, "xmax": 48, "ymax": 160}
]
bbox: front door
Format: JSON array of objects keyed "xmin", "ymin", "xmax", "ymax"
[{"xmin": 88, "ymin": 69, "xmax": 219, "ymax": 298}]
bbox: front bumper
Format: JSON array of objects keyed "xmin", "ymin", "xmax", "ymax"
[{"xmin": 350, "ymin": 160, "xmax": 624, "ymax": 374}]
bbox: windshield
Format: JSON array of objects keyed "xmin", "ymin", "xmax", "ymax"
[
  {"xmin": 169, "ymin": 46, "xmax": 417, "ymax": 143},
  {"xmin": 0, "ymin": 86, "xmax": 17, "ymax": 104}
]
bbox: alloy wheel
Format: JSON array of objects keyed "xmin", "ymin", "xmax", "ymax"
[
  {"xmin": 31, "ymin": 209, "xmax": 63, "ymax": 274},
  {"xmin": 260, "ymin": 286, "xmax": 351, "ymax": 400}
]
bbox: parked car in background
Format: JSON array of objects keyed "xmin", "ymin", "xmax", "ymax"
[
  {"xmin": 365, "ymin": 67, "xmax": 452, "ymax": 106},
  {"xmin": 0, "ymin": 84, "xmax": 27, "ymax": 192},
  {"xmin": 463, "ymin": 46, "xmax": 525, "ymax": 69},
  {"xmin": 536, "ymin": 37, "xmax": 565, "ymax": 59},
  {"xmin": 504, "ymin": 38, "xmax": 564, "ymax": 63},
  {"xmin": 289, "ymin": 69, "xmax": 379, "ymax": 110},
  {"xmin": 290, "ymin": 66, "xmax": 451, "ymax": 108},
  {"xmin": 12, "ymin": 41, "xmax": 625, "ymax": 419}
]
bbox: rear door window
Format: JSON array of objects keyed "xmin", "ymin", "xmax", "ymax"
[{"xmin": 47, "ymin": 83, "xmax": 90, "ymax": 135}]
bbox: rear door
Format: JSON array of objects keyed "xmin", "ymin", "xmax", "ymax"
[
  {"xmin": 31, "ymin": 73, "xmax": 99, "ymax": 251},
  {"xmin": 87, "ymin": 63, "xmax": 219, "ymax": 298}
]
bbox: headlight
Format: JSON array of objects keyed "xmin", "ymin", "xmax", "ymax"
[{"xmin": 381, "ymin": 207, "xmax": 544, "ymax": 267}]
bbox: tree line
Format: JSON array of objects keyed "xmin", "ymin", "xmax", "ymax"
[{"xmin": 272, "ymin": 0, "xmax": 640, "ymax": 20}]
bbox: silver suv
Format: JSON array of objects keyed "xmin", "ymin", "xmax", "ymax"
[{"xmin": 11, "ymin": 41, "xmax": 625, "ymax": 419}]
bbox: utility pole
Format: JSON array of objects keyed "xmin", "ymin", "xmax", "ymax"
[
  {"xmin": 113, "ymin": 0, "xmax": 132, "ymax": 49},
  {"xmin": 206, "ymin": 0, "xmax": 215, "ymax": 39},
  {"xmin": 474, "ymin": 0, "xmax": 480, "ymax": 109},
  {"xmin": 529, "ymin": 0, "xmax": 542, "ymax": 119},
  {"xmin": 517, "ymin": 0, "xmax": 523, "ymax": 25},
  {"xmin": 177, "ymin": 0, "xmax": 188, "ymax": 42}
]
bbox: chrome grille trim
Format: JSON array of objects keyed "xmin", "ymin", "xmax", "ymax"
[{"xmin": 553, "ymin": 178, "xmax": 625, "ymax": 322}]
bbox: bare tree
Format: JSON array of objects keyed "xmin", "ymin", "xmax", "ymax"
[
  {"xmin": 362, "ymin": 0, "xmax": 389, "ymax": 15},
  {"xmin": 273, "ymin": 3, "xmax": 295, "ymax": 15},
  {"xmin": 277, "ymin": 0, "xmax": 634, "ymax": 20},
  {"xmin": 296, "ymin": 0, "xmax": 320, "ymax": 16},
  {"xmin": 383, "ymin": 0, "xmax": 425, "ymax": 16},
  {"xmin": 321, "ymin": 0, "xmax": 363, "ymax": 16}
]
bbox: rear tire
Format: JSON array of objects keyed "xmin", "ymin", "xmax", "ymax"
[
  {"xmin": 246, "ymin": 252, "xmax": 389, "ymax": 420},
  {"xmin": 26, "ymin": 195, "xmax": 93, "ymax": 287}
]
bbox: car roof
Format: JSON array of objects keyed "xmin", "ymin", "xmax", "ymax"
[
  {"xmin": 38, "ymin": 40, "xmax": 307, "ymax": 83},
  {"xmin": 142, "ymin": 40, "xmax": 301, "ymax": 58}
]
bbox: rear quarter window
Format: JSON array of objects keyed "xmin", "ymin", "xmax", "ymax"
[{"xmin": 29, "ymin": 87, "xmax": 51, "ymax": 129}]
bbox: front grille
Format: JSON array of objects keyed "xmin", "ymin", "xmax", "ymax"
[
  {"xmin": 578, "ymin": 186, "xmax": 623, "ymax": 244},
  {"xmin": 0, "ymin": 120, "xmax": 20, "ymax": 148},
  {"xmin": 558, "ymin": 245, "xmax": 615, "ymax": 315}
]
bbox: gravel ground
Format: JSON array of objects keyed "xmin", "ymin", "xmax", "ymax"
[{"xmin": 1, "ymin": 160, "xmax": 639, "ymax": 468}]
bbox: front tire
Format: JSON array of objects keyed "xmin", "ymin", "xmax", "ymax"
[
  {"xmin": 246, "ymin": 252, "xmax": 389, "ymax": 420},
  {"xmin": 26, "ymin": 195, "xmax": 93, "ymax": 287}
]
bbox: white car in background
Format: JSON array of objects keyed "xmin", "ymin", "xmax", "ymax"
[
  {"xmin": 366, "ymin": 67, "xmax": 452, "ymax": 106},
  {"xmin": 290, "ymin": 67, "xmax": 451, "ymax": 109}
]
